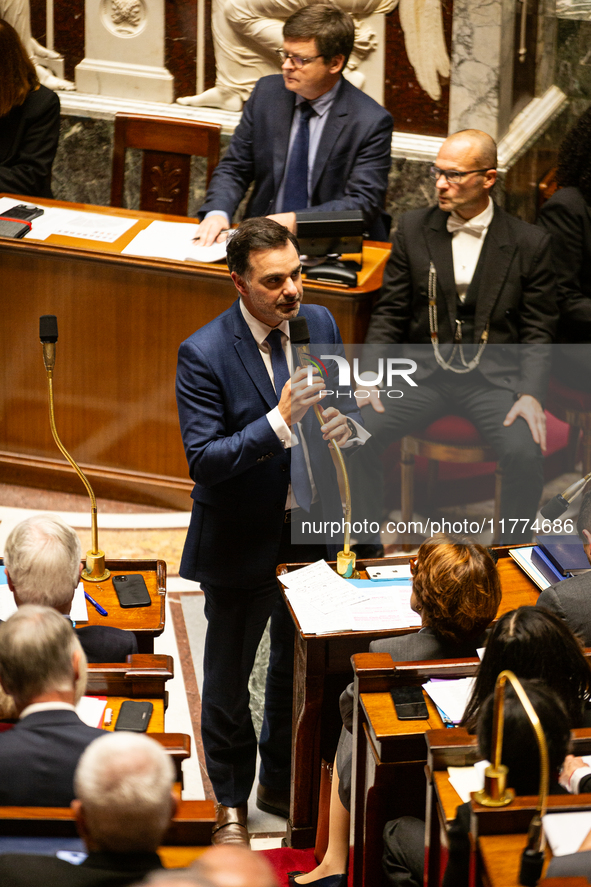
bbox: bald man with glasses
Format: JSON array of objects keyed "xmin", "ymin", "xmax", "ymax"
[
  {"xmin": 194, "ymin": 3, "xmax": 392, "ymax": 247},
  {"xmin": 349, "ymin": 129, "xmax": 559, "ymax": 548}
]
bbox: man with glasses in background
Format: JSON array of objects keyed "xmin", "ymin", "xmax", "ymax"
[
  {"xmin": 349, "ymin": 129, "xmax": 558, "ymax": 549},
  {"xmin": 194, "ymin": 3, "xmax": 393, "ymax": 246}
]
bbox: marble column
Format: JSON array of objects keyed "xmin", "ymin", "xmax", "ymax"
[
  {"xmin": 75, "ymin": 0, "xmax": 174, "ymax": 101},
  {"xmin": 448, "ymin": 0, "xmax": 515, "ymax": 140}
]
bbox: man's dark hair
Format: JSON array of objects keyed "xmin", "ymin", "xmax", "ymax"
[
  {"xmin": 556, "ymin": 106, "xmax": 591, "ymax": 204},
  {"xmin": 577, "ymin": 489, "xmax": 591, "ymax": 540},
  {"xmin": 283, "ymin": 3, "xmax": 355, "ymax": 68},
  {"xmin": 478, "ymin": 680, "xmax": 570, "ymax": 795},
  {"xmin": 226, "ymin": 217, "xmax": 300, "ymax": 279}
]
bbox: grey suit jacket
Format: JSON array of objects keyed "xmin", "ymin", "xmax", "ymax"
[
  {"xmin": 546, "ymin": 848, "xmax": 591, "ymax": 880},
  {"xmin": 537, "ymin": 571, "xmax": 591, "ymax": 646},
  {"xmin": 0, "ymin": 850, "xmax": 163, "ymax": 887}
]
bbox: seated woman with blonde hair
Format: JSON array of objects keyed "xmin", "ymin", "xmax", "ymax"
[
  {"xmin": 0, "ymin": 17, "xmax": 60, "ymax": 199},
  {"xmin": 290, "ymin": 535, "xmax": 502, "ymax": 887}
]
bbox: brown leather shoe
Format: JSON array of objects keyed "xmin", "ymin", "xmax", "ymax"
[{"xmin": 211, "ymin": 803, "xmax": 249, "ymax": 846}]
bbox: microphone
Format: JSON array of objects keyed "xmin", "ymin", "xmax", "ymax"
[
  {"xmin": 39, "ymin": 316, "xmax": 110, "ymax": 583},
  {"xmin": 540, "ymin": 474, "xmax": 591, "ymax": 520},
  {"xmin": 39, "ymin": 314, "xmax": 58, "ymax": 373},
  {"xmin": 288, "ymin": 318, "xmax": 358, "ymax": 578}
]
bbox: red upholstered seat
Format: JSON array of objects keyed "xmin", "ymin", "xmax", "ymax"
[
  {"xmin": 419, "ymin": 416, "xmax": 484, "ymax": 445},
  {"xmin": 547, "ymin": 376, "xmax": 591, "ymax": 413}
]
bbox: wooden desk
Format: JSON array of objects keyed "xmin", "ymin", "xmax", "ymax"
[
  {"xmin": 0, "ymin": 558, "xmax": 165, "ymax": 652},
  {"xmin": 279, "ymin": 546, "xmax": 538, "ymax": 848},
  {"xmin": 79, "ymin": 559, "xmax": 166, "ymax": 651},
  {"xmin": 0, "ymin": 194, "xmax": 391, "ymax": 508},
  {"xmin": 86, "ymin": 653, "xmax": 174, "ymax": 698},
  {"xmin": 425, "ymin": 730, "xmax": 591, "ymax": 887}
]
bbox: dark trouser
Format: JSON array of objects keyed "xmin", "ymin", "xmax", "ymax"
[
  {"xmin": 382, "ymin": 817, "xmax": 425, "ymax": 887},
  {"xmin": 349, "ymin": 370, "xmax": 544, "ymax": 545},
  {"xmin": 201, "ymin": 513, "xmax": 327, "ymax": 807}
]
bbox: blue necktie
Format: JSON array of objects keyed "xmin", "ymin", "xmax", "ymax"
[
  {"xmin": 282, "ymin": 101, "xmax": 316, "ymax": 213},
  {"xmin": 266, "ymin": 328, "xmax": 312, "ymax": 511}
]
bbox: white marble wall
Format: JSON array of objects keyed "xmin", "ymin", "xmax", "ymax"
[{"xmin": 448, "ymin": 0, "xmax": 515, "ymax": 140}]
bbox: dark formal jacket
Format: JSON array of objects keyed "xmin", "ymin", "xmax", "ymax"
[
  {"xmin": 364, "ymin": 203, "xmax": 558, "ymax": 403},
  {"xmin": 176, "ymin": 300, "xmax": 362, "ymax": 589},
  {"xmin": 75, "ymin": 624, "xmax": 138, "ymax": 663},
  {"xmin": 197, "ymin": 74, "xmax": 393, "ymax": 240},
  {"xmin": 0, "ymin": 709, "xmax": 103, "ymax": 806},
  {"xmin": 537, "ymin": 571, "xmax": 591, "ymax": 646},
  {"xmin": 537, "ymin": 186, "xmax": 591, "ymax": 342},
  {"xmin": 0, "ymin": 85, "xmax": 60, "ymax": 198},
  {"xmin": 0, "ymin": 849, "xmax": 163, "ymax": 887}
]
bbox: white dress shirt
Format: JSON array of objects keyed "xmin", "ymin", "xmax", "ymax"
[{"xmin": 448, "ymin": 197, "xmax": 494, "ymax": 301}]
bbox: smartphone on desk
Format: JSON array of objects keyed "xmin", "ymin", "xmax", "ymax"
[
  {"xmin": 114, "ymin": 700, "xmax": 153, "ymax": 732},
  {"xmin": 390, "ymin": 686, "xmax": 429, "ymax": 720},
  {"xmin": 112, "ymin": 574, "xmax": 151, "ymax": 608}
]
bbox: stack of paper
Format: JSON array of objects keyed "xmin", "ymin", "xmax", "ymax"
[
  {"xmin": 0, "ymin": 581, "xmax": 88, "ymax": 622},
  {"xmin": 422, "ymin": 677, "xmax": 475, "ymax": 724},
  {"xmin": 544, "ymin": 811, "xmax": 591, "ymax": 856},
  {"xmin": 122, "ymin": 220, "xmax": 228, "ymax": 263},
  {"xmin": 281, "ymin": 560, "xmax": 421, "ymax": 634},
  {"xmin": 76, "ymin": 696, "xmax": 108, "ymax": 728}
]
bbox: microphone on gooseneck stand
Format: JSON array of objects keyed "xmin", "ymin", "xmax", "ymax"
[
  {"xmin": 289, "ymin": 317, "xmax": 358, "ymax": 578},
  {"xmin": 540, "ymin": 474, "xmax": 591, "ymax": 521},
  {"xmin": 38, "ymin": 315, "xmax": 110, "ymax": 583}
]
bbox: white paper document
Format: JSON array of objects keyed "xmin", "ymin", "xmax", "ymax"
[
  {"xmin": 122, "ymin": 220, "xmax": 228, "ymax": 263},
  {"xmin": 508, "ymin": 546, "xmax": 550, "ymax": 591},
  {"xmin": 0, "ymin": 580, "xmax": 88, "ymax": 622},
  {"xmin": 423, "ymin": 677, "xmax": 475, "ymax": 725},
  {"xmin": 543, "ymin": 811, "xmax": 591, "ymax": 856},
  {"xmin": 76, "ymin": 695, "xmax": 108, "ymax": 728},
  {"xmin": 282, "ymin": 560, "xmax": 421, "ymax": 634},
  {"xmin": 51, "ymin": 212, "xmax": 138, "ymax": 243},
  {"xmin": 281, "ymin": 559, "xmax": 369, "ymax": 614},
  {"xmin": 447, "ymin": 760, "xmax": 488, "ymax": 802},
  {"xmin": 0, "ymin": 197, "xmax": 79, "ymax": 242}
]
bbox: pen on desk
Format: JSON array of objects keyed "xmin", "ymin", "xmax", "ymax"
[
  {"xmin": 193, "ymin": 229, "xmax": 230, "ymax": 242},
  {"xmin": 85, "ymin": 591, "xmax": 108, "ymax": 617}
]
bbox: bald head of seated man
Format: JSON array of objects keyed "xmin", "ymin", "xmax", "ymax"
[
  {"xmin": 3, "ymin": 514, "xmax": 138, "ymax": 663},
  {"xmin": 0, "ymin": 604, "xmax": 103, "ymax": 806},
  {"xmin": 0, "ymin": 731, "xmax": 178, "ymax": 887}
]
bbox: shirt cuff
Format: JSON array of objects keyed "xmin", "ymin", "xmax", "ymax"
[
  {"xmin": 567, "ymin": 766, "xmax": 591, "ymax": 793},
  {"xmin": 203, "ymin": 210, "xmax": 230, "ymax": 225},
  {"xmin": 339, "ymin": 418, "xmax": 371, "ymax": 449},
  {"xmin": 267, "ymin": 406, "xmax": 296, "ymax": 449}
]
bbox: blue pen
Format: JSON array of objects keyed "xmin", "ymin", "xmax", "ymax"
[{"xmin": 85, "ymin": 591, "xmax": 108, "ymax": 617}]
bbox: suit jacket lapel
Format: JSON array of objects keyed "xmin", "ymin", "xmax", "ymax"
[
  {"xmin": 424, "ymin": 209, "xmax": 457, "ymax": 332},
  {"xmin": 311, "ymin": 79, "xmax": 347, "ymax": 194},
  {"xmin": 473, "ymin": 205, "xmax": 517, "ymax": 340},
  {"xmin": 231, "ymin": 303, "xmax": 278, "ymax": 410},
  {"xmin": 273, "ymin": 89, "xmax": 297, "ymax": 198}
]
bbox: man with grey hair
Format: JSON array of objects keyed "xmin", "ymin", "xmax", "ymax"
[
  {"xmin": 0, "ymin": 732, "xmax": 177, "ymax": 886},
  {"xmin": 3, "ymin": 514, "xmax": 138, "ymax": 662},
  {"xmin": 0, "ymin": 604, "xmax": 103, "ymax": 807}
]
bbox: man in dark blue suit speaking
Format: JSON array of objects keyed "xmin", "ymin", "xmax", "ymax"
[
  {"xmin": 176, "ymin": 218, "xmax": 365, "ymax": 843},
  {"xmin": 195, "ymin": 4, "xmax": 393, "ymax": 247}
]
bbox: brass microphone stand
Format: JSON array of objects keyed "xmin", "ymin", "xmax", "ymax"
[
  {"xmin": 41, "ymin": 333, "xmax": 110, "ymax": 582},
  {"xmin": 473, "ymin": 670, "xmax": 549, "ymax": 886}
]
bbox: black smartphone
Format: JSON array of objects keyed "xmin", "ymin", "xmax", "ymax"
[
  {"xmin": 114, "ymin": 700, "xmax": 153, "ymax": 732},
  {"xmin": 112, "ymin": 574, "xmax": 151, "ymax": 608},
  {"xmin": 0, "ymin": 204, "xmax": 44, "ymax": 221},
  {"xmin": 390, "ymin": 685, "xmax": 429, "ymax": 720}
]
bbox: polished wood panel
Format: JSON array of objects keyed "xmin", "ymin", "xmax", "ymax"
[
  {"xmin": 0, "ymin": 195, "xmax": 390, "ymax": 506},
  {"xmin": 86, "ymin": 654, "xmax": 173, "ymax": 698},
  {"xmin": 0, "ymin": 798, "xmax": 216, "ymax": 845},
  {"xmin": 80, "ymin": 561, "xmax": 166, "ymax": 642}
]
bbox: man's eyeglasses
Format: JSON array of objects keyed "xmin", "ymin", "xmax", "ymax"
[
  {"xmin": 276, "ymin": 49, "xmax": 323, "ymax": 68},
  {"xmin": 429, "ymin": 165, "xmax": 494, "ymax": 184}
]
